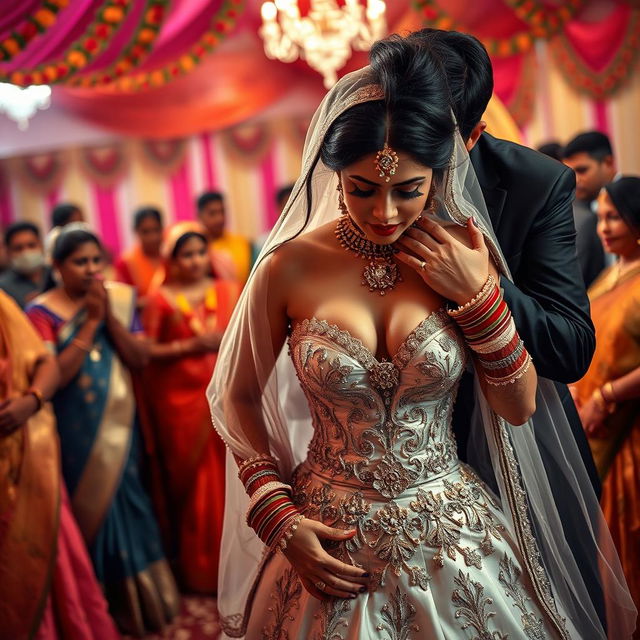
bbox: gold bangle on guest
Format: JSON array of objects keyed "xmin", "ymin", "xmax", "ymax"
[
  {"xmin": 24, "ymin": 387, "xmax": 44, "ymax": 411},
  {"xmin": 592, "ymin": 387, "xmax": 616, "ymax": 414},
  {"xmin": 72, "ymin": 337, "xmax": 92, "ymax": 352},
  {"xmin": 602, "ymin": 381, "xmax": 617, "ymax": 403}
]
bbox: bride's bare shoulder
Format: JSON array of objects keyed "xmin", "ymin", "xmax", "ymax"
[{"xmin": 267, "ymin": 221, "xmax": 337, "ymax": 280}]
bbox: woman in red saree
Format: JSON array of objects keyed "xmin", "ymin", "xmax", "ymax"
[
  {"xmin": 571, "ymin": 177, "xmax": 640, "ymax": 625},
  {"xmin": 0, "ymin": 290, "xmax": 119, "ymax": 640},
  {"xmin": 143, "ymin": 222, "xmax": 240, "ymax": 593}
]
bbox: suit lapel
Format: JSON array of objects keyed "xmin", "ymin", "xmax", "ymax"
[{"xmin": 470, "ymin": 137, "xmax": 507, "ymax": 230}]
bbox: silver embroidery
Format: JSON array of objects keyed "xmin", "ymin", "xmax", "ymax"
[
  {"xmin": 498, "ymin": 554, "xmax": 547, "ymax": 640},
  {"xmin": 314, "ymin": 597, "xmax": 351, "ymax": 640},
  {"xmin": 262, "ymin": 567, "xmax": 303, "ymax": 640},
  {"xmin": 376, "ymin": 586, "xmax": 420, "ymax": 638},
  {"xmin": 452, "ymin": 569, "xmax": 508, "ymax": 640}
]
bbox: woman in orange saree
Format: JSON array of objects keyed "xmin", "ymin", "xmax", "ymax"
[
  {"xmin": 571, "ymin": 177, "xmax": 640, "ymax": 623},
  {"xmin": 143, "ymin": 222, "xmax": 240, "ymax": 593},
  {"xmin": 0, "ymin": 290, "xmax": 119, "ymax": 640},
  {"xmin": 114, "ymin": 207, "xmax": 164, "ymax": 309}
]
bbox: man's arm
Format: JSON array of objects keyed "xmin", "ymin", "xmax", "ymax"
[{"xmin": 501, "ymin": 168, "xmax": 595, "ymax": 383}]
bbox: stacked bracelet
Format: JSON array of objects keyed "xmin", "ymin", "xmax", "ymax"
[
  {"xmin": 238, "ymin": 453, "xmax": 304, "ymax": 551},
  {"xmin": 448, "ymin": 276, "xmax": 532, "ymax": 386}
]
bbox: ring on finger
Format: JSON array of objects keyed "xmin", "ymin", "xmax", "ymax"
[
  {"xmin": 419, "ymin": 260, "xmax": 427, "ymax": 270},
  {"xmin": 315, "ymin": 580, "xmax": 326, "ymax": 591}
]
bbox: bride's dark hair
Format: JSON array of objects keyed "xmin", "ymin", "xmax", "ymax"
[{"xmin": 320, "ymin": 35, "xmax": 456, "ymax": 177}]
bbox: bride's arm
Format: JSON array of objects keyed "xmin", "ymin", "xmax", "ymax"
[
  {"xmin": 220, "ymin": 248, "xmax": 370, "ymax": 600},
  {"xmin": 397, "ymin": 217, "xmax": 537, "ymax": 426}
]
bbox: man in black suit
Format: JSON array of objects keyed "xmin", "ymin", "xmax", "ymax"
[{"xmin": 405, "ymin": 28, "xmax": 604, "ymax": 627}]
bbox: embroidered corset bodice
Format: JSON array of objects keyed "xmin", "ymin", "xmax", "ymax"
[{"xmin": 288, "ymin": 309, "xmax": 468, "ymax": 499}]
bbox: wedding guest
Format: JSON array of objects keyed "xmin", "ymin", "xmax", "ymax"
[
  {"xmin": 570, "ymin": 177, "xmax": 640, "ymax": 618},
  {"xmin": 563, "ymin": 131, "xmax": 615, "ymax": 285},
  {"xmin": 537, "ymin": 141, "xmax": 563, "ymax": 161},
  {"xmin": 142, "ymin": 222, "xmax": 239, "ymax": 593},
  {"xmin": 196, "ymin": 191, "xmax": 251, "ymax": 282},
  {"xmin": 51, "ymin": 203, "xmax": 84, "ymax": 229},
  {"xmin": 27, "ymin": 227, "xmax": 179, "ymax": 637},
  {"xmin": 114, "ymin": 207, "xmax": 164, "ymax": 308},
  {"xmin": 0, "ymin": 289, "xmax": 119, "ymax": 640},
  {"xmin": 0, "ymin": 221, "xmax": 50, "ymax": 308}
]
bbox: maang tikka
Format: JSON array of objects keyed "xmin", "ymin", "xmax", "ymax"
[{"xmin": 335, "ymin": 176, "xmax": 402, "ymax": 296}]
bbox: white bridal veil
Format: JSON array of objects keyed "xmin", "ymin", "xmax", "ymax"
[{"xmin": 207, "ymin": 66, "xmax": 636, "ymax": 638}]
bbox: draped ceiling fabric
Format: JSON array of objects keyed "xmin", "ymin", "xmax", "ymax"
[{"xmin": 1, "ymin": 0, "xmax": 638, "ymax": 137}]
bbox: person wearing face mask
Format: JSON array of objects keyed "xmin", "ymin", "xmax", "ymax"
[{"xmin": 0, "ymin": 221, "xmax": 50, "ymax": 308}]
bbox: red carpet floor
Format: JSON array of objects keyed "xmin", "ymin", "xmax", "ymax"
[{"xmin": 125, "ymin": 596, "xmax": 220, "ymax": 640}]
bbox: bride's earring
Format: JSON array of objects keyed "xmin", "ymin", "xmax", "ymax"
[
  {"xmin": 423, "ymin": 182, "xmax": 438, "ymax": 216},
  {"xmin": 336, "ymin": 179, "xmax": 348, "ymax": 215}
]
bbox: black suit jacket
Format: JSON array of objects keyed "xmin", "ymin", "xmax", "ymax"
[{"xmin": 455, "ymin": 132, "xmax": 605, "ymax": 626}]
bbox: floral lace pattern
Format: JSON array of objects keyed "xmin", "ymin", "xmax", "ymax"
[
  {"xmin": 293, "ymin": 466, "xmax": 505, "ymax": 593},
  {"xmin": 289, "ymin": 312, "xmax": 467, "ymax": 499}
]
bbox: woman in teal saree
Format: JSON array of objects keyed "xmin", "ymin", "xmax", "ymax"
[{"xmin": 27, "ymin": 226, "xmax": 179, "ymax": 637}]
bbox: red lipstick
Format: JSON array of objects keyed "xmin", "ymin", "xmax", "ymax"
[{"xmin": 369, "ymin": 223, "xmax": 399, "ymax": 236}]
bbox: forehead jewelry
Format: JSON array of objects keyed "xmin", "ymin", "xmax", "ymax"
[
  {"xmin": 335, "ymin": 213, "xmax": 401, "ymax": 296},
  {"xmin": 374, "ymin": 142, "xmax": 399, "ymax": 183}
]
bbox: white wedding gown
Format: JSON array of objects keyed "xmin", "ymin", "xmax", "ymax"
[{"xmin": 242, "ymin": 310, "xmax": 564, "ymax": 639}]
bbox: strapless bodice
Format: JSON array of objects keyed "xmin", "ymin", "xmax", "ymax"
[{"xmin": 288, "ymin": 309, "xmax": 469, "ymax": 499}]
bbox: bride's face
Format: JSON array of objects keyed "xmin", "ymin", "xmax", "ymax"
[{"xmin": 340, "ymin": 151, "xmax": 433, "ymax": 245}]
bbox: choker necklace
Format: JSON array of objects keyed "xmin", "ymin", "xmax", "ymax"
[{"xmin": 335, "ymin": 214, "xmax": 401, "ymax": 295}]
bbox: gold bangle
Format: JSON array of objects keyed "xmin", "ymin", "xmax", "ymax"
[
  {"xmin": 592, "ymin": 387, "xmax": 615, "ymax": 414},
  {"xmin": 602, "ymin": 381, "xmax": 617, "ymax": 403},
  {"xmin": 24, "ymin": 387, "xmax": 44, "ymax": 411},
  {"xmin": 72, "ymin": 337, "xmax": 92, "ymax": 352}
]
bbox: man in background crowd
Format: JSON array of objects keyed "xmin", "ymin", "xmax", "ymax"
[
  {"xmin": 51, "ymin": 202, "xmax": 84, "ymax": 228},
  {"xmin": 196, "ymin": 191, "xmax": 251, "ymax": 283},
  {"xmin": 0, "ymin": 221, "xmax": 50, "ymax": 308},
  {"xmin": 537, "ymin": 141, "xmax": 563, "ymax": 162},
  {"xmin": 563, "ymin": 131, "xmax": 616, "ymax": 285}
]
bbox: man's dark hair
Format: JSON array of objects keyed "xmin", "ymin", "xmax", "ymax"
[
  {"xmin": 322, "ymin": 35, "xmax": 455, "ymax": 177},
  {"xmin": 196, "ymin": 191, "xmax": 224, "ymax": 211},
  {"xmin": 133, "ymin": 206, "xmax": 162, "ymax": 230},
  {"xmin": 51, "ymin": 203, "xmax": 81, "ymax": 228},
  {"xmin": 406, "ymin": 29, "xmax": 494, "ymax": 140},
  {"xmin": 537, "ymin": 142, "xmax": 564, "ymax": 161},
  {"xmin": 563, "ymin": 131, "xmax": 613, "ymax": 162},
  {"xmin": 5, "ymin": 221, "xmax": 41, "ymax": 247}
]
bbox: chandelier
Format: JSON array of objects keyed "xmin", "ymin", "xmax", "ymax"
[
  {"xmin": 0, "ymin": 83, "xmax": 51, "ymax": 130},
  {"xmin": 260, "ymin": 0, "xmax": 387, "ymax": 89}
]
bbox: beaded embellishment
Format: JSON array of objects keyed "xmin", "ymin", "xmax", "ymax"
[
  {"xmin": 374, "ymin": 143, "xmax": 399, "ymax": 182},
  {"xmin": 335, "ymin": 214, "xmax": 401, "ymax": 296}
]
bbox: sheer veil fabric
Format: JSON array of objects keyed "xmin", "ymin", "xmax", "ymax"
[{"xmin": 207, "ymin": 66, "xmax": 636, "ymax": 638}]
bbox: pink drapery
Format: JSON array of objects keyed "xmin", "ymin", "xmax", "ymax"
[{"xmin": 3, "ymin": 1, "xmax": 638, "ymax": 135}]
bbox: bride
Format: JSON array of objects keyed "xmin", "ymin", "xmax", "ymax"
[{"xmin": 208, "ymin": 36, "xmax": 635, "ymax": 639}]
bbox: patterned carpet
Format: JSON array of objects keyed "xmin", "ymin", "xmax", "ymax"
[{"xmin": 125, "ymin": 596, "xmax": 220, "ymax": 640}]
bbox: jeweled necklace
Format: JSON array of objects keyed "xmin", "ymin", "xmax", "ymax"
[{"xmin": 334, "ymin": 213, "xmax": 401, "ymax": 296}]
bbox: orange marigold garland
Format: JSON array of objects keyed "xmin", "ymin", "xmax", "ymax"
[
  {"xmin": 3, "ymin": 0, "xmax": 133, "ymax": 86},
  {"xmin": 413, "ymin": 0, "xmax": 584, "ymax": 57},
  {"xmin": 109, "ymin": 0, "xmax": 245, "ymax": 92},
  {"xmin": 0, "ymin": 0, "xmax": 69, "ymax": 63},
  {"xmin": 66, "ymin": 0, "xmax": 168, "ymax": 88}
]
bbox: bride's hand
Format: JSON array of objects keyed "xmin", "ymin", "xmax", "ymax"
[
  {"xmin": 283, "ymin": 518, "xmax": 369, "ymax": 600},
  {"xmin": 395, "ymin": 217, "xmax": 489, "ymax": 305}
]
